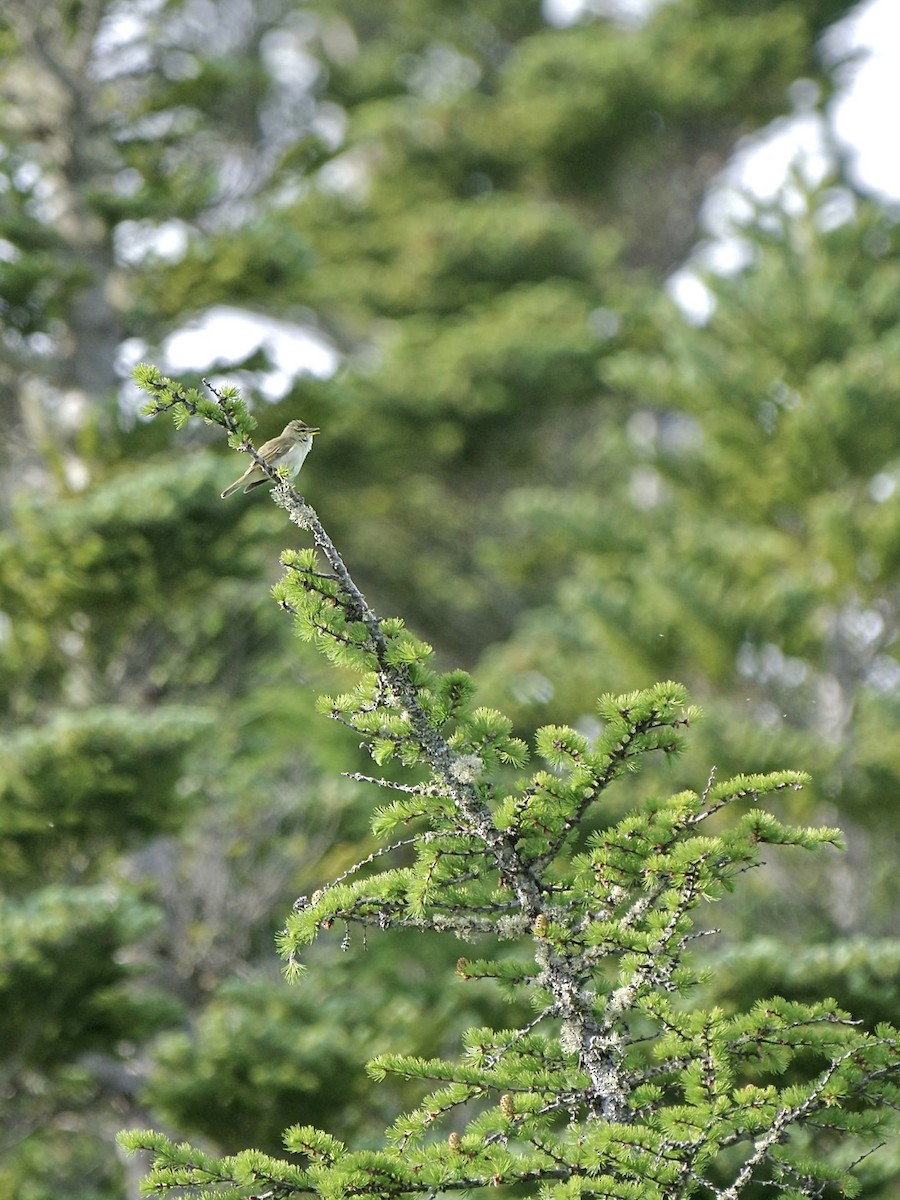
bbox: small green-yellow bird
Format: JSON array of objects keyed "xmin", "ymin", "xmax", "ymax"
[{"xmin": 220, "ymin": 420, "xmax": 319, "ymax": 498}]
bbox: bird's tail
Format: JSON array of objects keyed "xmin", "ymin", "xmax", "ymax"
[{"xmin": 220, "ymin": 480, "xmax": 243, "ymax": 499}]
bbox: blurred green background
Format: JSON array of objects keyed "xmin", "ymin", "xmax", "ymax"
[{"xmin": 1, "ymin": 1, "xmax": 899, "ymax": 1196}]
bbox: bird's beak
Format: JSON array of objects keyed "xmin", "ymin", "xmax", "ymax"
[{"xmin": 309, "ymin": 428, "xmax": 320, "ymax": 435}]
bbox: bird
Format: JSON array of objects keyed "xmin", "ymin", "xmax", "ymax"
[{"xmin": 220, "ymin": 420, "xmax": 319, "ymax": 498}]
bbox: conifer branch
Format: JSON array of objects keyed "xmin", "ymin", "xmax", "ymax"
[{"xmin": 127, "ymin": 366, "xmax": 900, "ymax": 1200}]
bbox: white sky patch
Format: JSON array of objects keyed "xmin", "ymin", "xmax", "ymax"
[
  {"xmin": 665, "ymin": 270, "xmax": 716, "ymax": 326},
  {"xmin": 543, "ymin": 0, "xmax": 666, "ymax": 27},
  {"xmin": 668, "ymin": 105, "xmax": 831, "ymax": 319},
  {"xmin": 116, "ymin": 218, "xmax": 191, "ymax": 265},
  {"xmin": 541, "ymin": 0, "xmax": 900, "ymax": 322},
  {"xmin": 162, "ymin": 306, "xmax": 338, "ymax": 399},
  {"xmin": 706, "ymin": 107, "xmax": 831, "ymax": 229},
  {"xmin": 667, "ymin": 0, "xmax": 900, "ymax": 322},
  {"xmin": 825, "ymin": 0, "xmax": 900, "ymax": 200}
]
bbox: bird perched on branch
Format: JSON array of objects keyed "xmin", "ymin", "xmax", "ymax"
[{"xmin": 220, "ymin": 420, "xmax": 319, "ymax": 498}]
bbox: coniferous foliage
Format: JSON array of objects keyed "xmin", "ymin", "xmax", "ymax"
[
  {"xmin": 121, "ymin": 369, "xmax": 900, "ymax": 1200},
  {"xmin": 3, "ymin": 4, "xmax": 897, "ymax": 1196}
]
